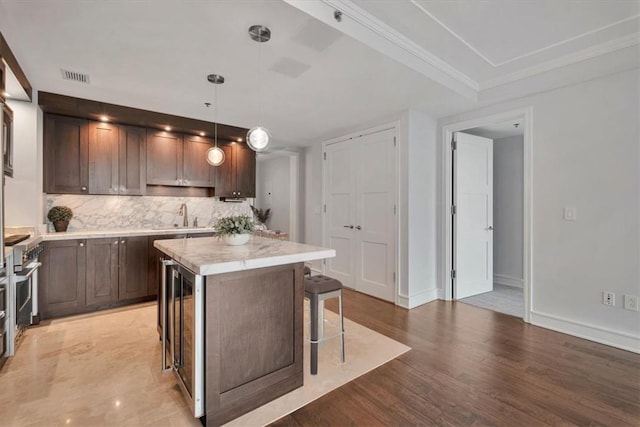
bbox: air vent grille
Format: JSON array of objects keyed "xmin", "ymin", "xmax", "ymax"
[{"xmin": 60, "ymin": 69, "xmax": 90, "ymax": 84}]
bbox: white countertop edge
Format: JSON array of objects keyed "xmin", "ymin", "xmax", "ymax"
[
  {"xmin": 197, "ymin": 249, "xmax": 336, "ymax": 276},
  {"xmin": 42, "ymin": 227, "xmax": 216, "ymax": 241}
]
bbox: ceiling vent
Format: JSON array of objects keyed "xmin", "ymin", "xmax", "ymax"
[{"xmin": 60, "ymin": 69, "xmax": 90, "ymax": 84}]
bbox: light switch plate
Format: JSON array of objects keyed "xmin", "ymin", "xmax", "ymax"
[{"xmin": 564, "ymin": 207, "xmax": 576, "ymax": 221}]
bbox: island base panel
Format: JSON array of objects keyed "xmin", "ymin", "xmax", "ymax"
[{"xmin": 204, "ymin": 262, "xmax": 304, "ymax": 426}]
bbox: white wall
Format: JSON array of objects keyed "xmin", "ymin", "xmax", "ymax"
[
  {"xmin": 493, "ymin": 135, "xmax": 524, "ymax": 287},
  {"xmin": 4, "ymin": 97, "xmax": 43, "ymax": 226},
  {"xmin": 402, "ymin": 110, "xmax": 439, "ymax": 307},
  {"xmin": 440, "ymin": 69, "xmax": 640, "ymax": 351},
  {"xmin": 255, "ymin": 155, "xmax": 290, "ymax": 233}
]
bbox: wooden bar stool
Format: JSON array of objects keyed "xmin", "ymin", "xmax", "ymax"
[{"xmin": 304, "ymin": 275, "xmax": 345, "ymax": 375}]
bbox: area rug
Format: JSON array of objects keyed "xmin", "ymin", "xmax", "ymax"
[{"xmin": 225, "ymin": 304, "xmax": 411, "ymax": 426}]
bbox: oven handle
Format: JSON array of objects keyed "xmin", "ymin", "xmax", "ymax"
[
  {"xmin": 161, "ymin": 258, "xmax": 175, "ymax": 372},
  {"xmin": 15, "ymin": 262, "xmax": 42, "ymax": 281}
]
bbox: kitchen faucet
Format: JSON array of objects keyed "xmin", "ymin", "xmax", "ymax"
[{"xmin": 178, "ymin": 203, "xmax": 188, "ymax": 227}]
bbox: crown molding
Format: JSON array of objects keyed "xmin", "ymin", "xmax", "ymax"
[
  {"xmin": 480, "ymin": 33, "xmax": 640, "ymax": 90},
  {"xmin": 410, "ymin": 1, "xmax": 639, "ymax": 67},
  {"xmin": 283, "ymin": 0, "xmax": 479, "ymax": 100}
]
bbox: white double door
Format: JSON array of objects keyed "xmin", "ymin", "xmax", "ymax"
[{"xmin": 324, "ymin": 128, "xmax": 396, "ymax": 302}]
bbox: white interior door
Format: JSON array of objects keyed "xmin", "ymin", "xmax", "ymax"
[
  {"xmin": 355, "ymin": 129, "xmax": 396, "ymax": 302},
  {"xmin": 324, "ymin": 139, "xmax": 356, "ymax": 287},
  {"xmin": 455, "ymin": 132, "xmax": 494, "ymax": 299}
]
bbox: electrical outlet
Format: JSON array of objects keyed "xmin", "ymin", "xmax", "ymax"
[
  {"xmin": 623, "ymin": 295, "xmax": 639, "ymax": 311},
  {"xmin": 563, "ymin": 207, "xmax": 577, "ymax": 221},
  {"xmin": 602, "ymin": 291, "xmax": 615, "ymax": 306}
]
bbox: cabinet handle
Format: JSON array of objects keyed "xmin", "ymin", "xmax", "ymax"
[
  {"xmin": 79, "ymin": 242, "xmax": 84, "ymax": 247},
  {"xmin": 121, "ymin": 240, "xmax": 125, "ymax": 244},
  {"xmin": 237, "ymin": 191, "xmax": 241, "ymax": 195},
  {"xmin": 343, "ymin": 225, "xmax": 354, "ymax": 229},
  {"xmin": 114, "ymin": 241, "xmax": 119, "ymax": 245},
  {"xmin": 355, "ymin": 225, "xmax": 362, "ymax": 230},
  {"xmin": 81, "ymin": 186, "xmax": 87, "ymax": 191}
]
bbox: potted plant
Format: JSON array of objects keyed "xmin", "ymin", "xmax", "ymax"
[
  {"xmin": 47, "ymin": 206, "xmax": 73, "ymax": 232},
  {"xmin": 250, "ymin": 205, "xmax": 271, "ymax": 230},
  {"xmin": 214, "ymin": 215, "xmax": 255, "ymax": 246}
]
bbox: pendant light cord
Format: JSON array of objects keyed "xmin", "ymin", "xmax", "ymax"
[
  {"xmin": 214, "ymin": 83, "xmax": 218, "ymax": 148},
  {"xmin": 257, "ymin": 35, "xmax": 262, "ymax": 127}
]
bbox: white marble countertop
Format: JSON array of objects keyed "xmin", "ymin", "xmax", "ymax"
[
  {"xmin": 42, "ymin": 227, "xmax": 216, "ymax": 241},
  {"xmin": 154, "ymin": 235, "xmax": 335, "ymax": 276}
]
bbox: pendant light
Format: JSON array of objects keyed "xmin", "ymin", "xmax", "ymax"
[
  {"xmin": 206, "ymin": 73, "xmax": 226, "ymax": 166},
  {"xmin": 246, "ymin": 25, "xmax": 271, "ymax": 152}
]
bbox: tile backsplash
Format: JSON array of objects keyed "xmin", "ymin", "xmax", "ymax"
[{"xmin": 45, "ymin": 195, "xmax": 252, "ymax": 232}]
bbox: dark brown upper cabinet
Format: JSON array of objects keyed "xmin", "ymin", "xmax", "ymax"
[
  {"xmin": 88, "ymin": 122, "xmax": 146, "ymax": 195},
  {"xmin": 44, "ymin": 114, "xmax": 89, "ymax": 194},
  {"xmin": 183, "ymin": 135, "xmax": 216, "ymax": 187},
  {"xmin": 215, "ymin": 141, "xmax": 256, "ymax": 198},
  {"xmin": 147, "ymin": 130, "xmax": 216, "ymax": 188}
]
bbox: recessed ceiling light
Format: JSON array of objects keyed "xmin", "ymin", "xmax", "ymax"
[
  {"xmin": 164, "ymin": 126, "xmax": 172, "ymax": 131},
  {"xmin": 200, "ymin": 132, "xmax": 206, "ymax": 137},
  {"xmin": 100, "ymin": 115, "xmax": 109, "ymax": 122}
]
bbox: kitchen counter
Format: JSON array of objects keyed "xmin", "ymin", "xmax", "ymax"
[
  {"xmin": 154, "ymin": 235, "xmax": 334, "ymax": 275},
  {"xmin": 42, "ymin": 226, "xmax": 215, "ymax": 241}
]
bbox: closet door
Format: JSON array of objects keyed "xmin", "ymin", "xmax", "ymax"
[
  {"xmin": 354, "ymin": 129, "xmax": 396, "ymax": 302},
  {"xmin": 324, "ymin": 139, "xmax": 357, "ymax": 287}
]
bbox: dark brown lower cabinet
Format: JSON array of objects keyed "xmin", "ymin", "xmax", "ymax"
[
  {"xmin": 40, "ymin": 235, "xmax": 155, "ymax": 319},
  {"xmin": 86, "ymin": 238, "xmax": 119, "ymax": 305},
  {"xmin": 119, "ymin": 236, "xmax": 149, "ymax": 300},
  {"xmin": 39, "ymin": 239, "xmax": 87, "ymax": 319},
  {"xmin": 86, "ymin": 236, "xmax": 150, "ymax": 305}
]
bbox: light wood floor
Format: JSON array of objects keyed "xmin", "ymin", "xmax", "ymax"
[{"xmin": 273, "ymin": 289, "xmax": 640, "ymax": 426}]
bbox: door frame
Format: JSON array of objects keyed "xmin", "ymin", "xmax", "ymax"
[
  {"xmin": 322, "ymin": 121, "xmax": 399, "ymax": 303},
  {"xmin": 441, "ymin": 107, "xmax": 533, "ymax": 323}
]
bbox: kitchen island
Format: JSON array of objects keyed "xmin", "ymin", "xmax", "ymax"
[{"xmin": 154, "ymin": 235, "xmax": 334, "ymax": 426}]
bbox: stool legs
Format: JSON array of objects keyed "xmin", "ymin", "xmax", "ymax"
[
  {"xmin": 309, "ymin": 293, "xmax": 319, "ymax": 375},
  {"xmin": 339, "ymin": 291, "xmax": 345, "ymax": 364}
]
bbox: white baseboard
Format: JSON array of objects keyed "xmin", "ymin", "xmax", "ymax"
[
  {"xmin": 530, "ymin": 310, "xmax": 640, "ymax": 354},
  {"xmin": 397, "ymin": 288, "xmax": 439, "ymax": 309},
  {"xmin": 493, "ymin": 274, "xmax": 524, "ymax": 288}
]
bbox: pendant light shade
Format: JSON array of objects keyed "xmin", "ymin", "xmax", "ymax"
[
  {"xmin": 206, "ymin": 146, "xmax": 225, "ymax": 166},
  {"xmin": 247, "ymin": 25, "xmax": 271, "ymax": 152},
  {"xmin": 206, "ymin": 73, "xmax": 225, "ymax": 167},
  {"xmin": 247, "ymin": 126, "xmax": 271, "ymax": 152}
]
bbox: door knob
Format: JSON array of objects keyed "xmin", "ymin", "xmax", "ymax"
[
  {"xmin": 343, "ymin": 225, "xmax": 354, "ymax": 229},
  {"xmin": 486, "ymin": 226, "xmax": 494, "ymax": 230},
  {"xmin": 355, "ymin": 225, "xmax": 362, "ymax": 230}
]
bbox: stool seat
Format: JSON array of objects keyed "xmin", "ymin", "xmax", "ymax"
[{"xmin": 304, "ymin": 274, "xmax": 342, "ymax": 295}]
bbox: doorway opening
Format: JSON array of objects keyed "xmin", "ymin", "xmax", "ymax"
[{"xmin": 442, "ymin": 108, "xmax": 532, "ymax": 322}]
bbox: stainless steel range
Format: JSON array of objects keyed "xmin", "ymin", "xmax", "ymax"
[{"xmin": 6, "ymin": 234, "xmax": 42, "ymax": 351}]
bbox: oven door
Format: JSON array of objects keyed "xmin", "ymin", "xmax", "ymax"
[{"xmin": 15, "ymin": 262, "xmax": 40, "ymax": 335}]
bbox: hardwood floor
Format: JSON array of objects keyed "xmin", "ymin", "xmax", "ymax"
[{"xmin": 272, "ymin": 289, "xmax": 640, "ymax": 426}]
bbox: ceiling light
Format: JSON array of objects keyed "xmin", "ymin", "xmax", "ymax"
[
  {"xmin": 205, "ymin": 74, "xmax": 226, "ymax": 167},
  {"xmin": 246, "ymin": 25, "xmax": 272, "ymax": 152},
  {"xmin": 164, "ymin": 126, "xmax": 172, "ymax": 131}
]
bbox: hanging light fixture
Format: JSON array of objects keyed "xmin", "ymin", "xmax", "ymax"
[
  {"xmin": 206, "ymin": 73, "xmax": 226, "ymax": 166},
  {"xmin": 246, "ymin": 25, "xmax": 271, "ymax": 152}
]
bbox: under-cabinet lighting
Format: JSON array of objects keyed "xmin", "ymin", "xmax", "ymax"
[
  {"xmin": 100, "ymin": 115, "xmax": 109, "ymax": 122},
  {"xmin": 200, "ymin": 132, "xmax": 206, "ymax": 136},
  {"xmin": 164, "ymin": 126, "xmax": 172, "ymax": 131}
]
